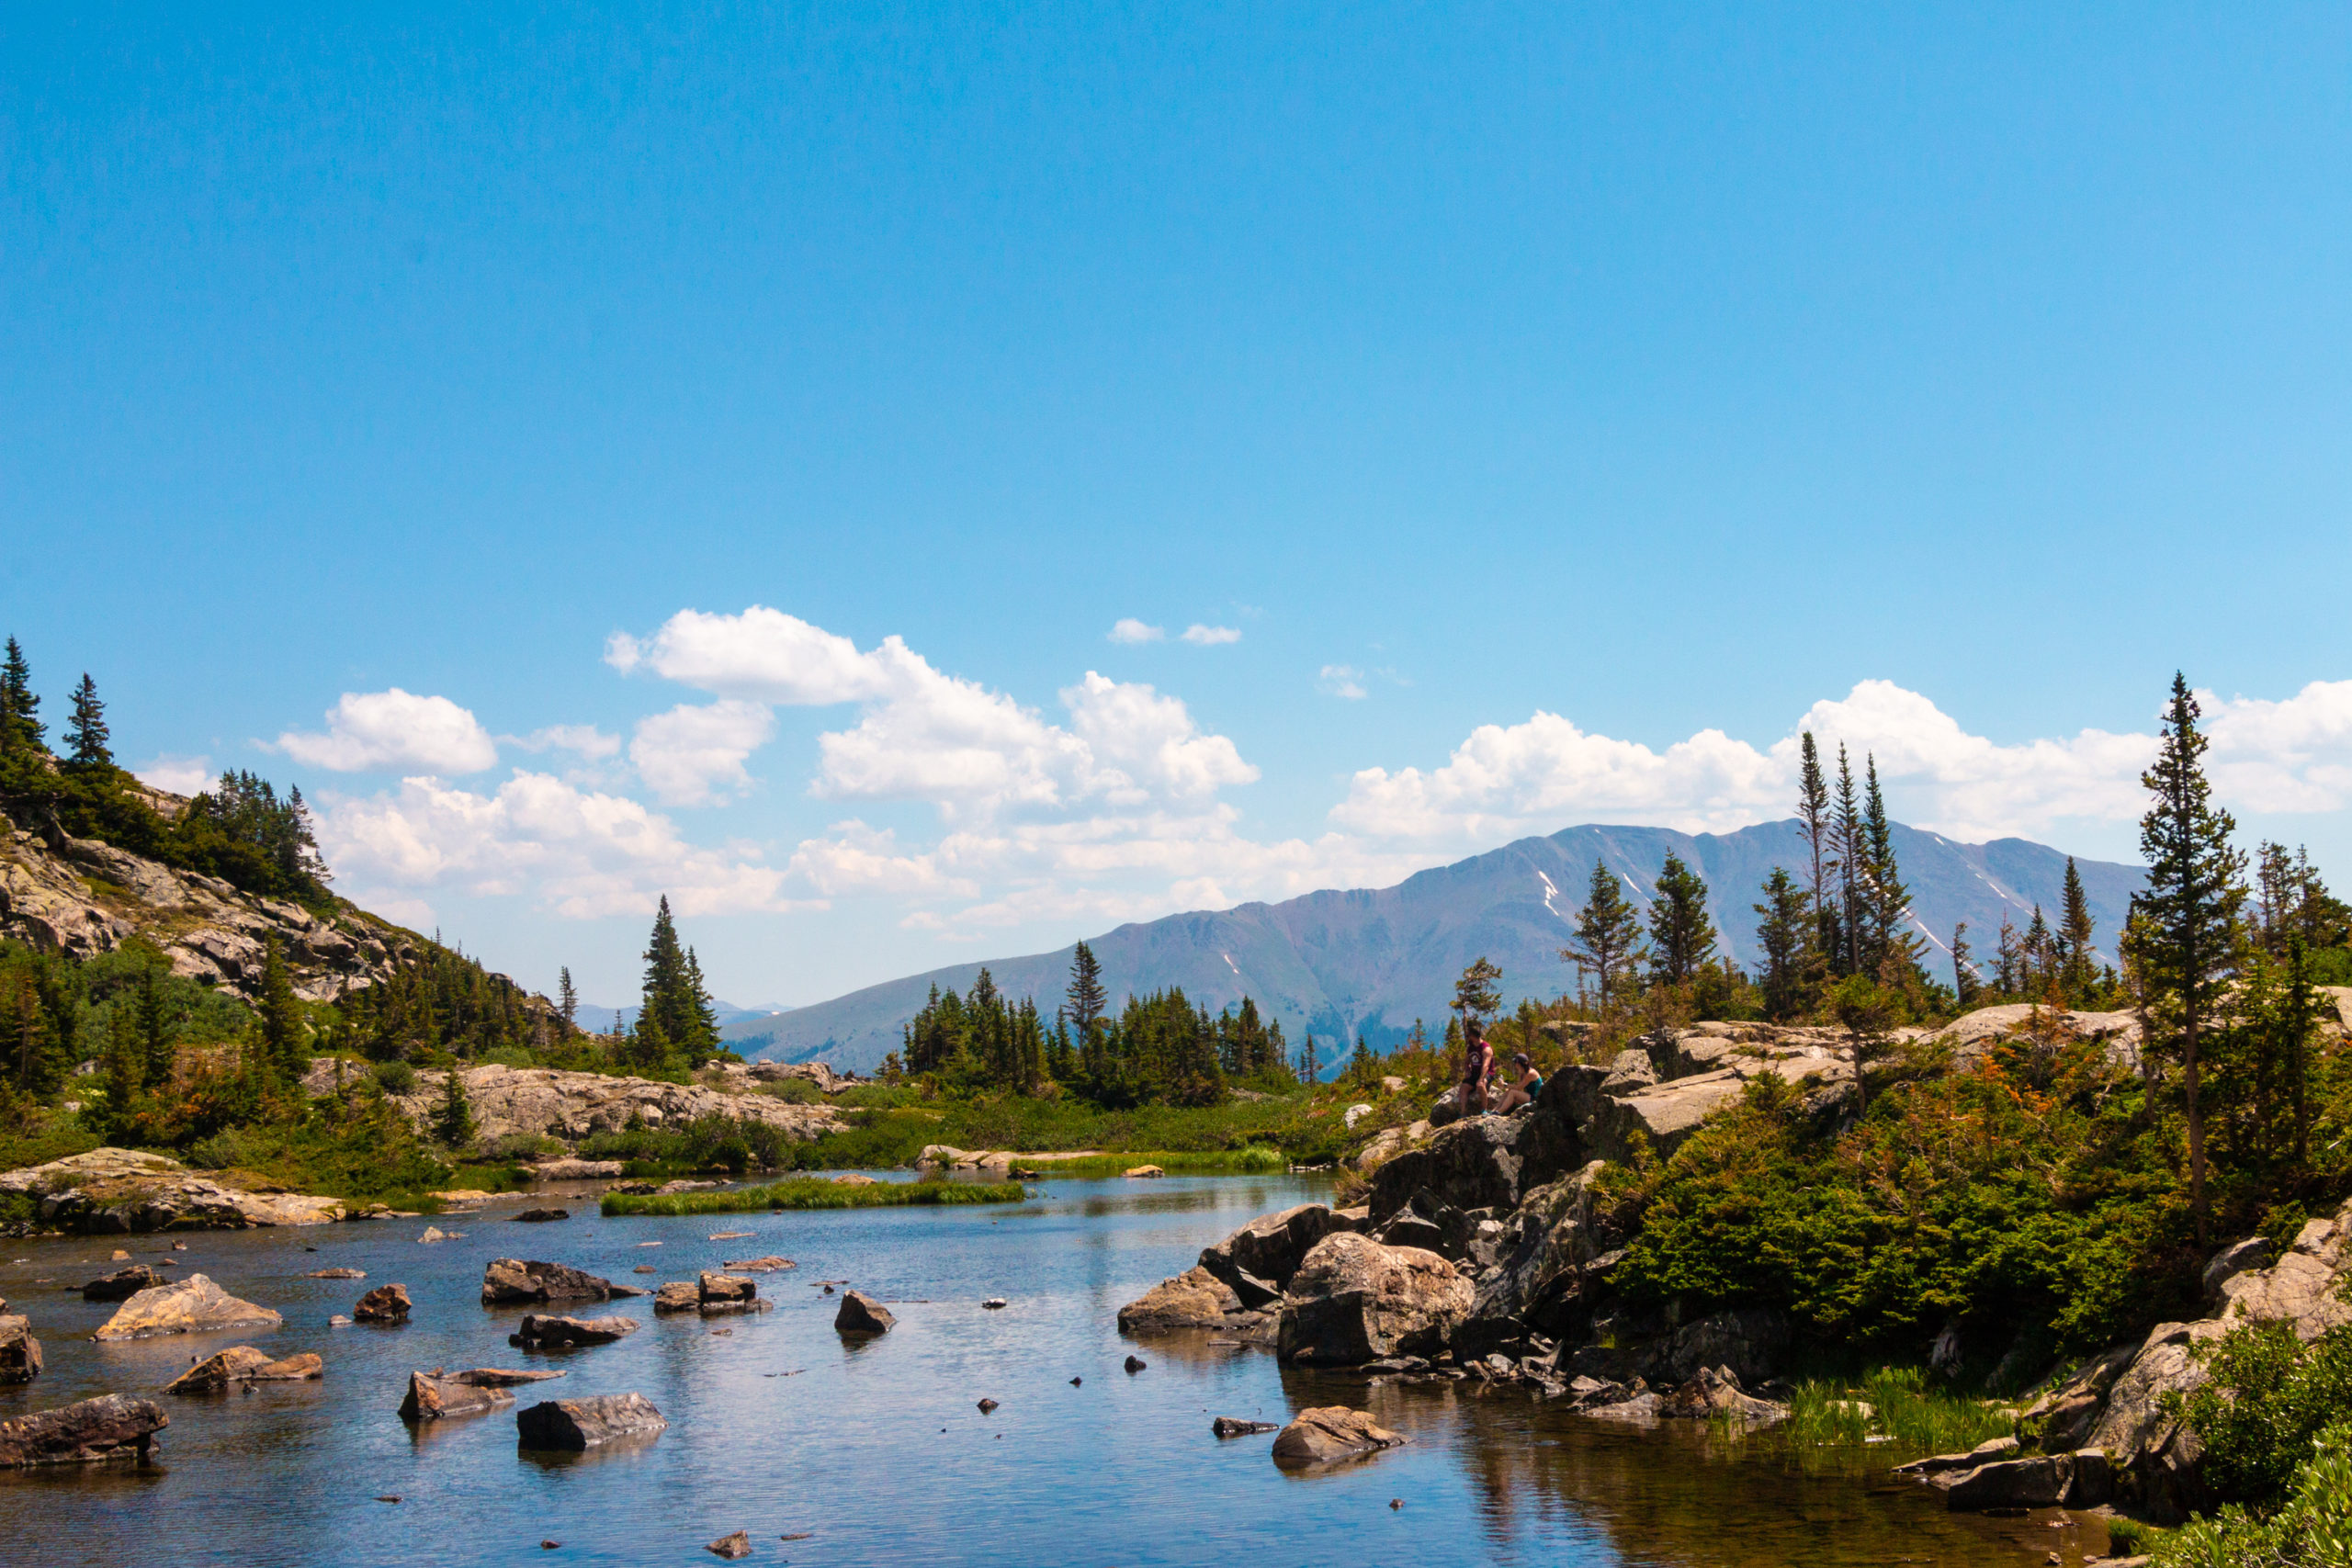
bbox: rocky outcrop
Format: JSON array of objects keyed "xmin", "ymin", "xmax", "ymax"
[
  {"xmin": 93, "ymin": 1273, "xmax": 281, "ymax": 1341},
  {"xmin": 303, "ymin": 1060, "xmax": 843, "ymax": 1150},
  {"xmin": 1269, "ymin": 1406, "xmax": 1407, "ymax": 1465},
  {"xmin": 1277, "ymin": 1234, "xmax": 1474, "ymax": 1365},
  {"xmin": 515, "ymin": 1393, "xmax": 666, "ymax": 1450},
  {"xmin": 0, "ymin": 1393, "xmax": 167, "ymax": 1467},
  {"xmin": 481, "ymin": 1258, "xmax": 628, "ymax": 1306},
  {"xmin": 1655, "ymin": 1365, "xmax": 1786, "ymax": 1424},
  {"xmin": 164, "ymin": 1347, "xmax": 322, "ymax": 1393},
  {"xmin": 354, "ymin": 1283, "xmax": 412, "ymax": 1324},
  {"xmin": 400, "ymin": 1366, "xmax": 565, "ymax": 1421},
  {"xmin": 655, "ymin": 1274, "xmax": 766, "ymax": 1316},
  {"xmin": 0, "ymin": 1147, "xmax": 345, "ymax": 1234},
  {"xmin": 510, "ymin": 1314, "xmax": 639, "ymax": 1349},
  {"xmin": 834, "ymin": 1292, "xmax": 896, "ymax": 1335},
  {"xmin": 0, "ymin": 815, "xmax": 421, "ymax": 1002},
  {"xmin": 1198, "ymin": 1204, "xmax": 1358, "ymax": 1308},
  {"xmin": 0, "ymin": 1316, "xmax": 40, "ymax": 1383},
  {"xmin": 1116, "ymin": 1265, "xmax": 1271, "ymax": 1337},
  {"xmin": 534, "ymin": 1159, "xmax": 625, "ymax": 1180},
  {"xmin": 1367, "ymin": 1110, "xmax": 1577, "ymax": 1224}
]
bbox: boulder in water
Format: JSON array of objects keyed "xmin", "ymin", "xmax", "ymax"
[
  {"xmin": 0, "ymin": 1317, "xmax": 42, "ymax": 1384},
  {"xmin": 354, "ymin": 1283, "xmax": 412, "ymax": 1324},
  {"xmin": 164, "ymin": 1347, "xmax": 321, "ymax": 1393},
  {"xmin": 481, "ymin": 1258, "xmax": 617, "ymax": 1305},
  {"xmin": 515, "ymin": 1393, "xmax": 666, "ymax": 1450},
  {"xmin": 834, "ymin": 1291, "xmax": 895, "ymax": 1335},
  {"xmin": 509, "ymin": 1314, "xmax": 639, "ymax": 1349},
  {"xmin": 81, "ymin": 1265, "xmax": 163, "ymax": 1302},
  {"xmin": 1276, "ymin": 1234, "xmax": 1472, "ymax": 1365},
  {"xmin": 93, "ymin": 1274, "xmax": 281, "ymax": 1341},
  {"xmin": 0, "ymin": 1393, "xmax": 168, "ymax": 1467},
  {"xmin": 1270, "ymin": 1406, "xmax": 1406, "ymax": 1465}
]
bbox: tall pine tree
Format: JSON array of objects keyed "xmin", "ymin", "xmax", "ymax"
[
  {"xmin": 2131, "ymin": 672, "xmax": 2248, "ymax": 1247},
  {"xmin": 1563, "ymin": 859, "xmax": 1645, "ymax": 1012},
  {"xmin": 1647, "ymin": 852, "xmax": 1718, "ymax": 987},
  {"xmin": 1064, "ymin": 942, "xmax": 1108, "ymax": 1047},
  {"xmin": 1752, "ymin": 866, "xmax": 1811, "ymax": 1022},
  {"xmin": 2060, "ymin": 856, "xmax": 2098, "ymax": 1004},
  {"xmin": 1831, "ymin": 745, "xmax": 1864, "ymax": 977},
  {"xmin": 65, "ymin": 673, "xmax": 111, "ymax": 767},
  {"xmin": 1795, "ymin": 732, "xmax": 1835, "ymax": 963},
  {"xmin": 0, "ymin": 637, "xmax": 41, "ymax": 753}
]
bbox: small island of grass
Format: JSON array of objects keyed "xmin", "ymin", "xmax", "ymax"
[{"xmin": 600, "ymin": 1176, "xmax": 1029, "ymax": 1216}]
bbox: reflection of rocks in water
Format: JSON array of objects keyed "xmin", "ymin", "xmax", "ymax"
[{"xmin": 1372, "ymin": 1381, "xmax": 2107, "ymax": 1565}]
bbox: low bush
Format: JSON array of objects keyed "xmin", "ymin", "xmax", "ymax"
[
  {"xmin": 2154, "ymin": 1419, "xmax": 2352, "ymax": 1567},
  {"xmin": 2169, "ymin": 1320, "xmax": 2352, "ymax": 1508}
]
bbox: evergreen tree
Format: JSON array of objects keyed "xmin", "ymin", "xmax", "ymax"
[
  {"xmin": 138, "ymin": 964, "xmax": 174, "ymax": 1088},
  {"xmin": 1298, "ymin": 1032, "xmax": 1321, "ymax": 1084},
  {"xmin": 0, "ymin": 637, "xmax": 42, "ymax": 752},
  {"xmin": 2060, "ymin": 856, "xmax": 2098, "ymax": 1003},
  {"xmin": 636, "ymin": 897, "xmax": 717, "ymax": 1065},
  {"xmin": 102, "ymin": 1005, "xmax": 142, "ymax": 1134},
  {"xmin": 434, "ymin": 1064, "xmax": 476, "ymax": 1148},
  {"xmin": 1831, "ymin": 745, "xmax": 1864, "ymax": 977},
  {"xmin": 2024, "ymin": 905, "xmax": 2054, "ymax": 995},
  {"xmin": 1064, "ymin": 942, "xmax": 1108, "ymax": 1046},
  {"xmin": 1451, "ymin": 957, "xmax": 1503, "ymax": 1032},
  {"xmin": 1751, "ymin": 867, "xmax": 1810, "ymax": 1021},
  {"xmin": 557, "ymin": 966, "xmax": 579, "ymax": 1032},
  {"xmin": 2131, "ymin": 672, "xmax": 2249, "ymax": 1247},
  {"xmin": 626, "ymin": 1008, "xmax": 672, "ymax": 1074},
  {"xmin": 64, "ymin": 673, "xmax": 111, "ymax": 768},
  {"xmin": 1647, "ymin": 852, "xmax": 1718, "ymax": 987},
  {"xmin": 1860, "ymin": 757, "xmax": 1922, "ymax": 979},
  {"xmin": 1830, "ymin": 973, "xmax": 1898, "ymax": 1117},
  {"xmin": 1795, "ymin": 731, "xmax": 1833, "ymax": 958},
  {"xmin": 1348, "ymin": 1031, "xmax": 1375, "ymax": 1084},
  {"xmin": 1951, "ymin": 921, "xmax": 1980, "ymax": 1008},
  {"xmin": 2282, "ymin": 938, "xmax": 2318, "ymax": 1168},
  {"xmin": 1994, "ymin": 914, "xmax": 2023, "ymax": 998},
  {"xmin": 257, "ymin": 933, "xmax": 305, "ymax": 1080},
  {"xmin": 1564, "ymin": 860, "xmax": 1645, "ymax": 1012},
  {"xmin": 683, "ymin": 948, "xmax": 721, "ymax": 1065}
]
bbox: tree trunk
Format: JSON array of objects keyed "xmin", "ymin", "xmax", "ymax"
[{"xmin": 2185, "ymin": 1010, "xmax": 2207, "ymax": 1249}]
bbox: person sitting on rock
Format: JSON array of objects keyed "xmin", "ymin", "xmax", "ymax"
[
  {"xmin": 1459, "ymin": 1020, "xmax": 1496, "ymax": 1115},
  {"xmin": 1492, "ymin": 1052, "xmax": 1543, "ymax": 1114}
]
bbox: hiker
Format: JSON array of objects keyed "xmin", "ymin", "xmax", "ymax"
[
  {"xmin": 1458, "ymin": 1020, "xmax": 1496, "ymax": 1115},
  {"xmin": 1493, "ymin": 1051, "xmax": 1544, "ymax": 1114}
]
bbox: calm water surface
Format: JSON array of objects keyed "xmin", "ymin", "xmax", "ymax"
[{"xmin": 0, "ymin": 1177, "xmax": 2101, "ymax": 1566}]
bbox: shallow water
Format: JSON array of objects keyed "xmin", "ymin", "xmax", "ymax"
[{"xmin": 0, "ymin": 1176, "xmax": 2104, "ymax": 1566}]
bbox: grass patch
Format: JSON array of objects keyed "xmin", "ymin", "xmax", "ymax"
[
  {"xmin": 782, "ymin": 1091, "xmax": 1378, "ymax": 1171},
  {"xmin": 1012, "ymin": 1146, "xmax": 1289, "ymax": 1178},
  {"xmin": 1782, "ymin": 1367, "xmax": 2014, "ymax": 1456},
  {"xmin": 601, "ymin": 1178, "xmax": 1029, "ymax": 1216}
]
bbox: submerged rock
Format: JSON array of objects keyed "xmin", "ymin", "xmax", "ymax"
[
  {"xmin": 481, "ymin": 1258, "xmax": 620, "ymax": 1305},
  {"xmin": 81, "ymin": 1265, "xmax": 164, "ymax": 1302},
  {"xmin": 1212, "ymin": 1416, "xmax": 1278, "ymax": 1438},
  {"xmin": 0, "ymin": 1393, "xmax": 168, "ymax": 1467},
  {"xmin": 400, "ymin": 1367, "xmax": 564, "ymax": 1421},
  {"xmin": 164, "ymin": 1347, "xmax": 321, "ymax": 1394},
  {"xmin": 354, "ymin": 1283, "xmax": 412, "ymax": 1324},
  {"xmin": 515, "ymin": 1393, "xmax": 666, "ymax": 1450},
  {"xmin": 306, "ymin": 1268, "xmax": 367, "ymax": 1280},
  {"xmin": 1270, "ymin": 1406, "xmax": 1406, "ymax": 1465},
  {"xmin": 707, "ymin": 1531, "xmax": 752, "ymax": 1560},
  {"xmin": 510, "ymin": 1314, "xmax": 639, "ymax": 1349},
  {"xmin": 93, "ymin": 1273, "xmax": 281, "ymax": 1341},
  {"xmin": 510, "ymin": 1209, "xmax": 571, "ymax": 1224},
  {"xmin": 834, "ymin": 1291, "xmax": 896, "ymax": 1335}
]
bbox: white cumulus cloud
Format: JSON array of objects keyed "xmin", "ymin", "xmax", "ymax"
[
  {"xmin": 512, "ymin": 724, "xmax": 622, "ymax": 760},
  {"xmin": 314, "ymin": 771, "xmax": 803, "ymax": 919},
  {"xmin": 1109, "ymin": 618, "xmax": 1165, "ymax": 645},
  {"xmin": 606, "ymin": 606, "xmax": 888, "ymax": 704},
  {"xmin": 1182, "ymin": 624, "xmax": 1241, "ymax": 646},
  {"xmin": 629, "ymin": 700, "xmax": 777, "ymax": 807},
  {"xmin": 1320, "ymin": 664, "xmax": 1368, "ymax": 700},
  {"xmin": 134, "ymin": 754, "xmax": 213, "ymax": 798},
  {"xmin": 272, "ymin": 690, "xmax": 499, "ymax": 774}
]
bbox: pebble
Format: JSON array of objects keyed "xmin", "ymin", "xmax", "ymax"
[
  {"xmin": 1124, "ymin": 1356, "xmax": 1148, "ymax": 1374},
  {"xmin": 1069, "ymin": 1376, "xmax": 1081, "ymax": 1386},
  {"xmin": 1390, "ymin": 1499, "xmax": 1403, "ymax": 1510},
  {"xmin": 978, "ymin": 1399, "xmax": 999, "ymax": 1413}
]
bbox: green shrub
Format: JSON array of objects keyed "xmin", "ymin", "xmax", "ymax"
[
  {"xmin": 602, "ymin": 1178, "xmax": 1028, "ymax": 1216},
  {"xmin": 373, "ymin": 1061, "xmax": 417, "ymax": 1096},
  {"xmin": 2170, "ymin": 1322, "xmax": 2352, "ymax": 1507},
  {"xmin": 2154, "ymin": 1419, "xmax": 2352, "ymax": 1567}
]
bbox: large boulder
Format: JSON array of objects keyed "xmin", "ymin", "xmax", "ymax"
[
  {"xmin": 1198, "ymin": 1205, "xmax": 1355, "ymax": 1304},
  {"xmin": 1366, "ymin": 1109, "xmax": 1577, "ymax": 1224},
  {"xmin": 1277, "ymin": 1233, "xmax": 1474, "ymax": 1365},
  {"xmin": 509, "ymin": 1314, "xmax": 639, "ymax": 1349},
  {"xmin": 2211, "ymin": 1210, "xmax": 2352, "ymax": 1340},
  {"xmin": 833, "ymin": 1292, "xmax": 896, "ymax": 1335},
  {"xmin": 1116, "ymin": 1266, "xmax": 1265, "ymax": 1334},
  {"xmin": 515, "ymin": 1393, "xmax": 666, "ymax": 1450},
  {"xmin": 654, "ymin": 1282, "xmax": 701, "ymax": 1314},
  {"xmin": 93, "ymin": 1273, "xmax": 281, "ymax": 1341},
  {"xmin": 481, "ymin": 1258, "xmax": 618, "ymax": 1305},
  {"xmin": 699, "ymin": 1271, "xmax": 757, "ymax": 1306},
  {"xmin": 400, "ymin": 1367, "xmax": 564, "ymax": 1421},
  {"xmin": 354, "ymin": 1283, "xmax": 412, "ymax": 1324},
  {"xmin": 1269, "ymin": 1406, "xmax": 1407, "ymax": 1465},
  {"xmin": 164, "ymin": 1348, "xmax": 321, "ymax": 1393},
  {"xmin": 0, "ymin": 1393, "xmax": 168, "ymax": 1467},
  {"xmin": 0, "ymin": 1316, "xmax": 40, "ymax": 1383}
]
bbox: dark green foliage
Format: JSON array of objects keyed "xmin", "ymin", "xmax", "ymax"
[
  {"xmin": 1859, "ymin": 757, "xmax": 1925, "ymax": 983},
  {"xmin": 902, "ymin": 974, "xmax": 1248, "ymax": 1107},
  {"xmin": 2061, "ymin": 857, "xmax": 2098, "ymax": 1003},
  {"xmin": 578, "ymin": 1112, "xmax": 795, "ymax": 1176},
  {"xmin": 1452, "ymin": 956, "xmax": 1503, "ymax": 1029},
  {"xmin": 64, "ymin": 674, "xmax": 110, "ymax": 768},
  {"xmin": 2154, "ymin": 1419, "xmax": 2352, "ymax": 1568},
  {"xmin": 1951, "ymin": 921, "xmax": 1979, "ymax": 1009},
  {"xmin": 2172, "ymin": 1320, "xmax": 2352, "ymax": 1507},
  {"xmin": 628, "ymin": 897, "xmax": 719, "ymax": 1071},
  {"xmin": 1565, "ymin": 857, "xmax": 1646, "ymax": 1011},
  {"xmin": 2132, "ymin": 672, "xmax": 2250, "ymax": 1245},
  {"xmin": 1797, "ymin": 732, "xmax": 1834, "ymax": 960},
  {"xmin": 325, "ymin": 941, "xmax": 559, "ymax": 1066},
  {"xmin": 257, "ymin": 934, "xmax": 306, "ymax": 1081},
  {"xmin": 1064, "ymin": 942, "xmax": 1107, "ymax": 1044},
  {"xmin": 1647, "ymin": 852, "xmax": 1718, "ymax": 987},
  {"xmin": 557, "ymin": 966, "xmax": 578, "ymax": 1030},
  {"xmin": 1831, "ymin": 745, "xmax": 1864, "ymax": 977},
  {"xmin": 433, "ymin": 1066, "xmax": 475, "ymax": 1147},
  {"xmin": 1752, "ymin": 867, "xmax": 1812, "ymax": 1021},
  {"xmin": 602, "ymin": 1177, "xmax": 1028, "ymax": 1216},
  {"xmin": 0, "ymin": 637, "xmax": 42, "ymax": 752}
]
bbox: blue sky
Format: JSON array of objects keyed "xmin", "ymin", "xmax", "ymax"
[{"xmin": 6, "ymin": 5, "xmax": 2350, "ymax": 1007}]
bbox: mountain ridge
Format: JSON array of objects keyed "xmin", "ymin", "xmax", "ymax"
[{"xmin": 725, "ymin": 818, "xmax": 2144, "ymax": 1072}]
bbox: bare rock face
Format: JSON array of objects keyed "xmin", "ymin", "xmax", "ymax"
[
  {"xmin": 534, "ymin": 1159, "xmax": 625, "ymax": 1180},
  {"xmin": 354, "ymin": 1283, "xmax": 412, "ymax": 1324},
  {"xmin": 833, "ymin": 1291, "xmax": 896, "ymax": 1335},
  {"xmin": 1270, "ymin": 1406, "xmax": 1407, "ymax": 1465},
  {"xmin": 93, "ymin": 1273, "xmax": 281, "ymax": 1341},
  {"xmin": 164, "ymin": 1347, "xmax": 322, "ymax": 1393},
  {"xmin": 515, "ymin": 1393, "xmax": 666, "ymax": 1450},
  {"xmin": 1277, "ymin": 1234, "xmax": 1474, "ymax": 1366},
  {"xmin": 0, "ymin": 1393, "xmax": 168, "ymax": 1467},
  {"xmin": 481, "ymin": 1259, "xmax": 617, "ymax": 1306},
  {"xmin": 1198, "ymin": 1204, "xmax": 1356, "ymax": 1308},
  {"xmin": 509, "ymin": 1314, "xmax": 639, "ymax": 1349},
  {"xmin": 305, "ymin": 1061, "xmax": 843, "ymax": 1151},
  {"xmin": 0, "ymin": 1147, "xmax": 345, "ymax": 1235},
  {"xmin": 1116, "ymin": 1265, "xmax": 1263, "ymax": 1335},
  {"xmin": 82, "ymin": 1265, "xmax": 164, "ymax": 1301},
  {"xmin": 0, "ymin": 1316, "xmax": 41, "ymax": 1383},
  {"xmin": 1367, "ymin": 1111, "xmax": 1577, "ymax": 1226}
]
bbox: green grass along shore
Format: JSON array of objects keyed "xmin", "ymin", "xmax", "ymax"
[{"xmin": 601, "ymin": 1177, "xmax": 1029, "ymax": 1216}]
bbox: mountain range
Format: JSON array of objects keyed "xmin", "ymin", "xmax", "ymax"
[{"xmin": 722, "ymin": 819, "xmax": 2144, "ymax": 1074}]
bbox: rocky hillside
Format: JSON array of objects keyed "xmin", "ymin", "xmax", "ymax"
[{"xmin": 5, "ymin": 788, "xmax": 446, "ymax": 1004}]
